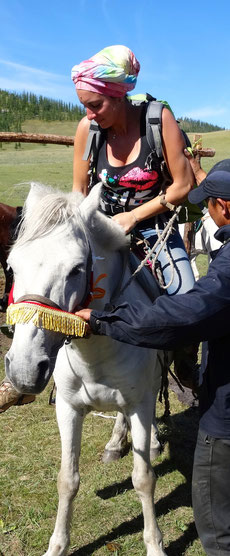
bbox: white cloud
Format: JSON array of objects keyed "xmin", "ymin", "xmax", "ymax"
[
  {"xmin": 0, "ymin": 58, "xmax": 76, "ymax": 103},
  {"xmin": 0, "ymin": 59, "xmax": 65, "ymax": 81}
]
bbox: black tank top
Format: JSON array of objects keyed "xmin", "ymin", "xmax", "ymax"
[{"xmin": 96, "ymin": 105, "xmax": 163, "ymax": 215}]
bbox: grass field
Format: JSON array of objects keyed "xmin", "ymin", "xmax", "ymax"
[
  {"xmin": 0, "ymin": 119, "xmax": 230, "ymax": 205},
  {"xmin": 0, "ymin": 120, "xmax": 226, "ymax": 555}
]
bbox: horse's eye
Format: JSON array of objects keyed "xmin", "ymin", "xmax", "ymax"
[{"xmin": 68, "ymin": 265, "xmax": 83, "ymax": 278}]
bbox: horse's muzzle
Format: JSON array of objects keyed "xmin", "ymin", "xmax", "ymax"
[{"xmin": 4, "ymin": 351, "xmax": 52, "ymax": 394}]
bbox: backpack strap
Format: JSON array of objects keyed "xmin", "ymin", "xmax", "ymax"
[
  {"xmin": 82, "ymin": 120, "xmax": 102, "ymax": 161},
  {"xmin": 146, "ymin": 101, "xmax": 164, "ymax": 160}
]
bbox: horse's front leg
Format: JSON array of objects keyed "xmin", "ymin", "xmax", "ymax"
[
  {"xmin": 102, "ymin": 410, "xmax": 129, "ymax": 463},
  {"xmin": 150, "ymin": 357, "xmax": 162, "ymax": 460},
  {"xmin": 43, "ymin": 393, "xmax": 84, "ymax": 556},
  {"xmin": 130, "ymin": 398, "xmax": 167, "ymax": 556}
]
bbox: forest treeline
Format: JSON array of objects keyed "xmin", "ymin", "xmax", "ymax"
[
  {"xmin": 0, "ymin": 89, "xmax": 85, "ymax": 132},
  {"xmin": 177, "ymin": 116, "xmax": 224, "ymax": 133},
  {"xmin": 0, "ymin": 89, "xmax": 225, "ymax": 133}
]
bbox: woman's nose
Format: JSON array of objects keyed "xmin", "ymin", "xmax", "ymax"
[{"xmin": 86, "ymin": 108, "xmax": 96, "ymax": 121}]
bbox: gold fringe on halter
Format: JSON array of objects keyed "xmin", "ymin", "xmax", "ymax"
[{"xmin": 6, "ymin": 303, "xmax": 87, "ymax": 338}]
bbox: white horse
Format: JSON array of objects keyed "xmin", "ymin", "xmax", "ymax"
[
  {"xmin": 179, "ymin": 211, "xmax": 221, "ymax": 280},
  {"xmin": 5, "ymin": 182, "xmax": 166, "ymax": 556}
]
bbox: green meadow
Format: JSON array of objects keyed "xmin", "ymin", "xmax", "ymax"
[
  {"xmin": 0, "ymin": 123, "xmax": 229, "ymax": 555},
  {"xmin": 0, "ymin": 120, "xmax": 230, "ymax": 205}
]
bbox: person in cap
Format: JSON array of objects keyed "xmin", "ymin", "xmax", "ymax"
[
  {"xmin": 76, "ymin": 159, "xmax": 230, "ymax": 555},
  {"xmin": 71, "ymin": 45, "xmax": 195, "ymax": 296}
]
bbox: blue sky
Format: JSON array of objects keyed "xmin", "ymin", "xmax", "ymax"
[{"xmin": 1, "ymin": 0, "xmax": 230, "ymax": 128}]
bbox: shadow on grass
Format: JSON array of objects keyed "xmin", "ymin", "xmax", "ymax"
[{"xmin": 70, "ymin": 405, "xmax": 200, "ymax": 556}]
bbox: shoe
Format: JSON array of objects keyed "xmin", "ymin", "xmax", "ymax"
[{"xmin": 0, "ymin": 380, "xmax": 36, "ymax": 413}]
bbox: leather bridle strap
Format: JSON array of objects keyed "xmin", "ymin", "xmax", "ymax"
[{"xmin": 15, "ymin": 294, "xmax": 61, "ymax": 310}]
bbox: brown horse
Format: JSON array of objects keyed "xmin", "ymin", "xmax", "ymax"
[{"xmin": 0, "ymin": 203, "xmax": 22, "ymax": 311}]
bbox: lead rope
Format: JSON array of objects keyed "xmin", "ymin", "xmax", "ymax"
[
  {"xmin": 120, "ymin": 205, "xmax": 182, "ymax": 296},
  {"xmin": 118, "ymin": 206, "xmax": 182, "ymax": 420},
  {"xmin": 151, "ymin": 217, "xmax": 176, "ymax": 290}
]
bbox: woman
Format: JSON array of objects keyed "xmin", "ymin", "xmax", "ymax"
[
  {"xmin": 72, "ymin": 44, "xmax": 195, "ymax": 295},
  {"xmin": 0, "ymin": 46, "xmax": 195, "ymax": 413}
]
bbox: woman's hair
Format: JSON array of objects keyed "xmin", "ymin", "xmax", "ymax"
[{"xmin": 71, "ymin": 45, "xmax": 140, "ymax": 98}]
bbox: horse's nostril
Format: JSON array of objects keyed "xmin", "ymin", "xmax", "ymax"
[
  {"xmin": 38, "ymin": 359, "xmax": 49, "ymax": 376},
  {"xmin": 31, "ymin": 359, "xmax": 50, "ymax": 393}
]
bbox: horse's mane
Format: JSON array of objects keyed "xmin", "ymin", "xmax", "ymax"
[
  {"xmin": 14, "ymin": 183, "xmax": 84, "ymax": 248},
  {"xmin": 13, "ymin": 181, "xmax": 129, "ymax": 254}
]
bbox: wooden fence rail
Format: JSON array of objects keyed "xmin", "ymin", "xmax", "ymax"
[
  {"xmin": 0, "ymin": 132, "xmax": 74, "ymax": 146},
  {"xmin": 0, "ymin": 132, "xmax": 216, "ymax": 157}
]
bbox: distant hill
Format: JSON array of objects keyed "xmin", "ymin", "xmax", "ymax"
[
  {"xmin": 0, "ymin": 89, "xmax": 84, "ymax": 132},
  {"xmin": 0, "ymin": 89, "xmax": 225, "ymax": 134},
  {"xmin": 178, "ymin": 116, "xmax": 224, "ymax": 133}
]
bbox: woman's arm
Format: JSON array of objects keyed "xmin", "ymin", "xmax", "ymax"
[
  {"xmin": 72, "ymin": 116, "xmax": 91, "ymax": 196},
  {"xmin": 113, "ymin": 108, "xmax": 194, "ymax": 233}
]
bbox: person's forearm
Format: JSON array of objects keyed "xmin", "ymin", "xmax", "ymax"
[
  {"xmin": 194, "ymin": 168, "xmax": 207, "ymax": 186},
  {"xmin": 131, "ymin": 182, "xmax": 192, "ymax": 223},
  {"xmin": 184, "ymin": 150, "xmax": 207, "ymax": 186},
  {"xmin": 89, "ymin": 282, "xmax": 230, "ymax": 350}
]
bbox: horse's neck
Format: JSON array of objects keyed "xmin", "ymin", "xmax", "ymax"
[{"xmin": 89, "ymin": 243, "xmax": 154, "ymax": 311}]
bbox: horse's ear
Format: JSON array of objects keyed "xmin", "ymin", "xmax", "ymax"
[
  {"xmin": 24, "ymin": 182, "xmax": 51, "ymax": 219},
  {"xmin": 79, "ymin": 182, "xmax": 102, "ymax": 221},
  {"xmin": 79, "ymin": 183, "xmax": 130, "ymax": 251}
]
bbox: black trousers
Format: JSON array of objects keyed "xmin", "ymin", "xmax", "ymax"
[{"xmin": 192, "ymin": 428, "xmax": 230, "ymax": 555}]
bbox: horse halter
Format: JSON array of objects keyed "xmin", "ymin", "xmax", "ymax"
[
  {"xmin": 6, "ymin": 285, "xmax": 90, "ymax": 339},
  {"xmin": 15, "ymin": 294, "xmax": 61, "ymax": 309},
  {"xmin": 6, "ymin": 292, "xmax": 87, "ymax": 338}
]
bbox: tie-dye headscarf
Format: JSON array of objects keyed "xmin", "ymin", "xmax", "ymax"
[{"xmin": 71, "ymin": 45, "xmax": 140, "ymax": 98}]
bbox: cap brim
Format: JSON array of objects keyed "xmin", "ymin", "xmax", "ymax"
[{"xmin": 188, "ymin": 180, "xmax": 208, "ymax": 204}]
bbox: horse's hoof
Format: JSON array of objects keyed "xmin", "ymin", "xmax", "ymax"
[{"xmin": 101, "ymin": 449, "xmax": 122, "ymax": 463}]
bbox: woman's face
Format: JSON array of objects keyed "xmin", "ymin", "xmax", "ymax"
[{"xmin": 77, "ymin": 90, "xmax": 120, "ymax": 128}]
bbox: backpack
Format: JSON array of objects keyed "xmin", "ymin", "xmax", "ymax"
[{"xmin": 82, "ymin": 93, "xmax": 203, "ymax": 223}]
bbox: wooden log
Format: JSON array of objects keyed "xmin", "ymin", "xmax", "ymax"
[
  {"xmin": 192, "ymin": 134, "xmax": 215, "ymax": 157},
  {"xmin": 0, "ymin": 132, "xmax": 216, "ymax": 157},
  {"xmin": 0, "ymin": 132, "xmax": 74, "ymax": 146},
  {"xmin": 193, "ymin": 148, "xmax": 215, "ymax": 157}
]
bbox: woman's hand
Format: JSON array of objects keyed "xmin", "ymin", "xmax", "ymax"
[{"xmin": 112, "ymin": 211, "xmax": 138, "ymax": 233}]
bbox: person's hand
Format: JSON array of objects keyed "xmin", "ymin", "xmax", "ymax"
[
  {"xmin": 112, "ymin": 211, "xmax": 138, "ymax": 233},
  {"xmin": 75, "ymin": 308, "xmax": 92, "ymax": 321},
  {"xmin": 184, "ymin": 148, "xmax": 206, "ymax": 185},
  {"xmin": 75, "ymin": 308, "xmax": 92, "ymax": 335}
]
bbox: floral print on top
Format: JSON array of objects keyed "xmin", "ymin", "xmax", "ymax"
[{"xmin": 99, "ymin": 167, "xmax": 159, "ymax": 213}]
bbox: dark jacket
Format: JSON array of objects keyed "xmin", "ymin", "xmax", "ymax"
[{"xmin": 90, "ymin": 224, "xmax": 230, "ymax": 438}]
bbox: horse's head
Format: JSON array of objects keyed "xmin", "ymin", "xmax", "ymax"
[{"xmin": 5, "ymin": 182, "xmax": 128, "ymax": 394}]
